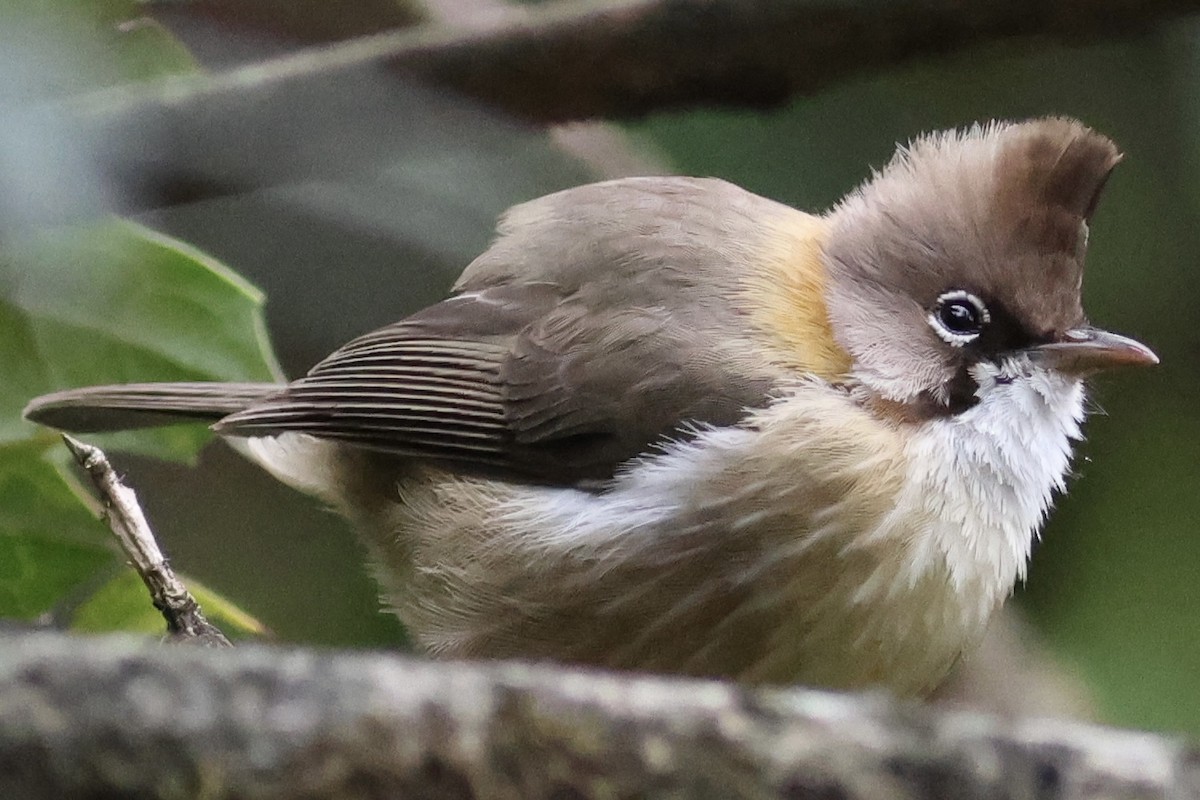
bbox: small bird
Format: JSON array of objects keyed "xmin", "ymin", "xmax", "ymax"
[{"xmin": 26, "ymin": 117, "xmax": 1157, "ymax": 695}]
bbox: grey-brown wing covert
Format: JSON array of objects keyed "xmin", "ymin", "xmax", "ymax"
[{"xmin": 217, "ymin": 178, "xmax": 792, "ymax": 486}]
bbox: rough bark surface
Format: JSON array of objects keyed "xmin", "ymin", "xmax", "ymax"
[{"xmin": 1, "ymin": 631, "xmax": 1196, "ymax": 799}]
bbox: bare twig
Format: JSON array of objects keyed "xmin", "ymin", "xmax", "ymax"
[{"xmin": 62, "ymin": 435, "xmax": 231, "ymax": 647}]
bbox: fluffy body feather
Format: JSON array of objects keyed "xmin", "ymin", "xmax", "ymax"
[
  {"xmin": 25, "ymin": 118, "xmax": 1152, "ymax": 694},
  {"xmin": 236, "ymin": 357, "xmax": 1083, "ymax": 693}
]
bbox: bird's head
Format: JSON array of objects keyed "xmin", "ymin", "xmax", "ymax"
[{"xmin": 822, "ymin": 118, "xmax": 1157, "ymax": 416}]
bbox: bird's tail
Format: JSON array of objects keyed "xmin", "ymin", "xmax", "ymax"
[{"xmin": 23, "ymin": 383, "xmax": 283, "ymax": 432}]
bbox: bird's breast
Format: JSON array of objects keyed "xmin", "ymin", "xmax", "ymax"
[{"xmin": 354, "ymin": 375, "xmax": 1084, "ymax": 694}]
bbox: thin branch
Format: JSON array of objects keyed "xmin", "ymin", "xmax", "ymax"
[
  {"xmin": 73, "ymin": 0, "xmax": 1200, "ymax": 125},
  {"xmin": 22, "ymin": 0, "xmax": 1196, "ymax": 221},
  {"xmin": 62, "ymin": 435, "xmax": 230, "ymax": 647},
  {"xmin": 0, "ymin": 630, "xmax": 1195, "ymax": 799}
]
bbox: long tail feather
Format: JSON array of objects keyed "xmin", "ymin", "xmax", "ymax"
[{"xmin": 23, "ymin": 382, "xmax": 283, "ymax": 433}]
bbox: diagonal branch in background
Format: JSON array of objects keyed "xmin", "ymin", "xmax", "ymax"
[
  {"xmin": 415, "ymin": 0, "xmax": 670, "ymax": 179},
  {"xmin": 21, "ymin": 0, "xmax": 1200, "ymax": 222},
  {"xmin": 1, "ymin": 631, "xmax": 1196, "ymax": 799},
  {"xmin": 84, "ymin": 0, "xmax": 1200, "ymax": 125},
  {"xmin": 17, "ymin": 0, "xmax": 1193, "ymax": 223}
]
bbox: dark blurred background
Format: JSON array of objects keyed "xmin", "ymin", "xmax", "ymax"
[{"xmin": 6, "ymin": 1, "xmax": 1198, "ymax": 736}]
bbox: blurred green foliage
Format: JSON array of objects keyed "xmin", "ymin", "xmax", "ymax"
[
  {"xmin": 71, "ymin": 570, "xmax": 268, "ymax": 636},
  {"xmin": 0, "ymin": 220, "xmax": 278, "ymax": 632},
  {"xmin": 0, "ymin": 441, "xmax": 111, "ymax": 617},
  {"xmin": 0, "ymin": 0, "xmax": 276, "ymax": 634}
]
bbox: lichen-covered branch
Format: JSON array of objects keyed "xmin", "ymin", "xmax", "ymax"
[{"xmin": 0, "ymin": 631, "xmax": 1194, "ymax": 799}]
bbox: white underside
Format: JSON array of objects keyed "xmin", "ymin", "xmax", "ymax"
[{"xmin": 904, "ymin": 358, "xmax": 1086, "ymax": 599}]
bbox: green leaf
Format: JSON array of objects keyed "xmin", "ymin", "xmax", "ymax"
[
  {"xmin": 0, "ymin": 2, "xmax": 197, "ymax": 106},
  {"xmin": 0, "ymin": 1, "xmax": 273, "ymax": 636},
  {"xmin": 0, "ymin": 218, "xmax": 281, "ymax": 628},
  {"xmin": 0, "ymin": 442, "xmax": 103, "ymax": 543},
  {"xmin": 189, "ymin": 578, "xmax": 269, "ymax": 637},
  {"xmin": 0, "ymin": 441, "xmax": 114, "ymax": 618},
  {"xmin": 2, "ymin": 219, "xmax": 282, "ymax": 459},
  {"xmin": 0, "ymin": 535, "xmax": 111, "ymax": 619},
  {"xmin": 71, "ymin": 570, "xmax": 269, "ymax": 639}
]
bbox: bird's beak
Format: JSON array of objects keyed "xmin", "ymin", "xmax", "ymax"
[{"xmin": 1029, "ymin": 327, "xmax": 1159, "ymax": 375}]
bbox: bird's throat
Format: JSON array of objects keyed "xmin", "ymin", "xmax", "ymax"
[{"xmin": 899, "ymin": 370, "xmax": 1085, "ymax": 607}]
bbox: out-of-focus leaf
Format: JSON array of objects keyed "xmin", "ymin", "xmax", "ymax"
[
  {"xmin": 0, "ymin": 535, "xmax": 111, "ymax": 619},
  {"xmin": 0, "ymin": 441, "xmax": 114, "ymax": 618},
  {"xmin": 0, "ymin": 435, "xmax": 268, "ymax": 634},
  {"xmin": 189, "ymin": 577, "xmax": 269, "ymax": 636},
  {"xmin": 71, "ymin": 569, "xmax": 268, "ymax": 638},
  {"xmin": 0, "ymin": 0, "xmax": 198, "ymax": 233},
  {"xmin": 0, "ymin": 0, "xmax": 273, "ymax": 637},
  {"xmin": 3, "ymin": 220, "xmax": 282, "ymax": 460},
  {"xmin": 0, "ymin": 442, "xmax": 102, "ymax": 544},
  {"xmin": 0, "ymin": 2, "xmax": 196, "ymax": 106}
]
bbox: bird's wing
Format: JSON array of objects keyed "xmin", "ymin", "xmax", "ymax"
[
  {"xmin": 217, "ymin": 178, "xmax": 810, "ymax": 486},
  {"xmin": 216, "ymin": 282, "xmax": 780, "ymax": 486}
]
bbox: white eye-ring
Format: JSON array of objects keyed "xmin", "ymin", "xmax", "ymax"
[{"xmin": 929, "ymin": 290, "xmax": 990, "ymax": 347}]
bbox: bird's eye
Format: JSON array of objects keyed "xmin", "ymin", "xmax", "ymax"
[{"xmin": 929, "ymin": 290, "xmax": 989, "ymax": 346}]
